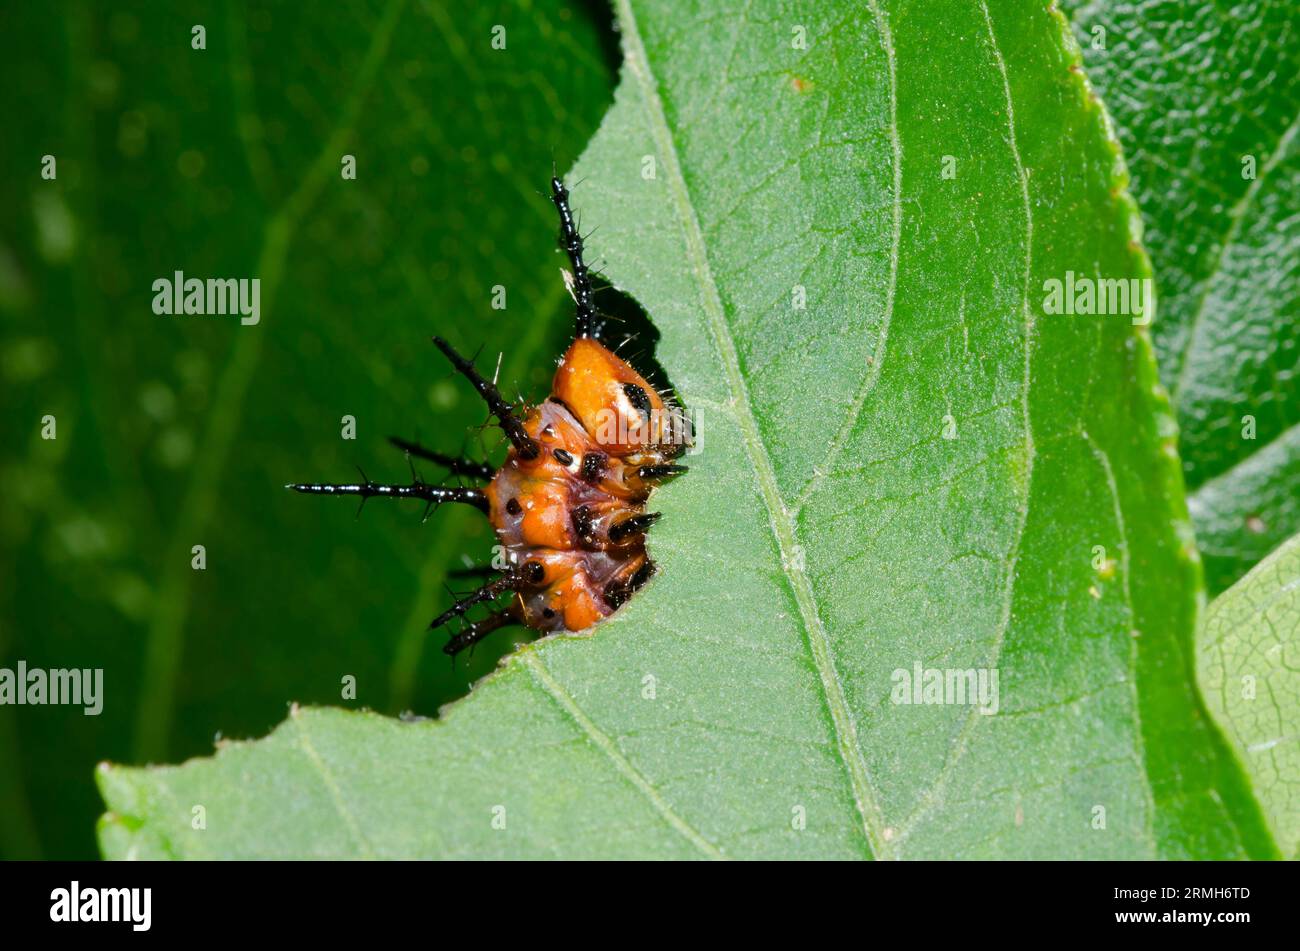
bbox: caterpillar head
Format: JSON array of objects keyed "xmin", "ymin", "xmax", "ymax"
[{"xmin": 552, "ymin": 337, "xmax": 687, "ymax": 459}]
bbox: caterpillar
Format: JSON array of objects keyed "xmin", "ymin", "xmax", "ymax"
[{"xmin": 288, "ymin": 178, "xmax": 688, "ymax": 655}]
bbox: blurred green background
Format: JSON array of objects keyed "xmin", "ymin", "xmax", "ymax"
[{"xmin": 0, "ymin": 0, "xmax": 616, "ymax": 859}]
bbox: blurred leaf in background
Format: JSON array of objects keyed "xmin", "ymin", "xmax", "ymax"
[
  {"xmin": 0, "ymin": 0, "xmax": 615, "ymax": 859},
  {"xmin": 1064, "ymin": 0, "xmax": 1300, "ymax": 593}
]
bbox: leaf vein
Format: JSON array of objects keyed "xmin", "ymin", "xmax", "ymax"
[
  {"xmin": 1084, "ymin": 431, "xmax": 1158, "ymax": 850},
  {"xmin": 520, "ymin": 653, "xmax": 726, "ymax": 859},
  {"xmin": 613, "ymin": 0, "xmax": 893, "ymax": 859},
  {"xmin": 893, "ymin": 1, "xmax": 1037, "ymax": 847},
  {"xmin": 790, "ymin": 0, "xmax": 903, "ymax": 516},
  {"xmin": 291, "ymin": 708, "xmax": 376, "ymax": 859}
]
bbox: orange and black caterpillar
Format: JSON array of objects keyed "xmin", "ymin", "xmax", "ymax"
[{"xmin": 289, "ymin": 178, "xmax": 688, "ymax": 655}]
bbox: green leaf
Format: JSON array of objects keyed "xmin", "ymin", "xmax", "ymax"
[
  {"xmin": 98, "ymin": 0, "xmax": 1275, "ymax": 859},
  {"xmin": 0, "ymin": 0, "xmax": 614, "ymax": 858},
  {"xmin": 1199, "ymin": 532, "xmax": 1300, "ymax": 858},
  {"xmin": 1064, "ymin": 0, "xmax": 1300, "ymax": 593}
]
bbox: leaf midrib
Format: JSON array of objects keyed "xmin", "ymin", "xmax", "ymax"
[{"xmin": 604, "ymin": 0, "xmax": 894, "ymax": 859}]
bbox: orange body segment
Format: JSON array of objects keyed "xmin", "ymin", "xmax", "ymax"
[
  {"xmin": 487, "ymin": 338, "xmax": 685, "ymax": 634},
  {"xmin": 553, "ymin": 338, "xmax": 678, "ymax": 455}
]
